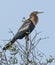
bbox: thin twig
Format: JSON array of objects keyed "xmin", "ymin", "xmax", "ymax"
[
  {"xmin": 9, "ymin": 28, "xmax": 14, "ymax": 36},
  {"xmin": 36, "ymin": 48, "xmax": 47, "ymax": 59},
  {"xmin": 31, "ymin": 52, "xmax": 40, "ymax": 61},
  {"xmin": 32, "ymin": 31, "xmax": 42, "ymax": 42},
  {"xmin": 18, "ymin": 49, "xmax": 26, "ymax": 64},
  {"xmin": 16, "ymin": 41, "xmax": 26, "ymax": 54},
  {"xmin": 4, "ymin": 52, "xmax": 8, "ymax": 65},
  {"xmin": 2, "ymin": 40, "xmax": 10, "ymax": 42},
  {"xmin": 32, "ymin": 36, "xmax": 49, "ymax": 50}
]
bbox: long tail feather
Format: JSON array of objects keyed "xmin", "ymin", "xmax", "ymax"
[{"xmin": 3, "ymin": 41, "xmax": 13, "ymax": 50}]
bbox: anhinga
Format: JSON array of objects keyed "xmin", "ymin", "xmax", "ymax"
[{"xmin": 3, "ymin": 11, "xmax": 43, "ymax": 50}]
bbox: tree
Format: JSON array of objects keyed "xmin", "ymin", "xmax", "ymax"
[{"xmin": 0, "ymin": 18, "xmax": 55, "ymax": 65}]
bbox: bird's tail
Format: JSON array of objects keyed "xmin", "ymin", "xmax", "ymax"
[
  {"xmin": 3, "ymin": 36, "xmax": 17, "ymax": 50},
  {"xmin": 3, "ymin": 41, "xmax": 13, "ymax": 50}
]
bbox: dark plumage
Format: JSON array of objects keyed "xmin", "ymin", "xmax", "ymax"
[
  {"xmin": 3, "ymin": 11, "xmax": 43, "ymax": 50},
  {"xmin": 11, "ymin": 19, "xmax": 35, "ymax": 43}
]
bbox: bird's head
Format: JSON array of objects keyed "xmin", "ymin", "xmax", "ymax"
[{"xmin": 29, "ymin": 11, "xmax": 44, "ymax": 25}]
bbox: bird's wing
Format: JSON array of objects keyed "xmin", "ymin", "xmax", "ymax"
[{"xmin": 18, "ymin": 19, "xmax": 31, "ymax": 32}]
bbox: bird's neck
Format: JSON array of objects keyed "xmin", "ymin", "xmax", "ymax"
[{"xmin": 30, "ymin": 16, "xmax": 38, "ymax": 25}]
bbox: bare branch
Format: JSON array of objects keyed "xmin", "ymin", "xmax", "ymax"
[{"xmin": 32, "ymin": 31, "xmax": 42, "ymax": 42}]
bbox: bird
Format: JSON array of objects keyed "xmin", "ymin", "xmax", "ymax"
[{"xmin": 3, "ymin": 11, "xmax": 43, "ymax": 50}]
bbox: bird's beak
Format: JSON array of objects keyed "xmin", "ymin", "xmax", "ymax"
[{"xmin": 37, "ymin": 12, "xmax": 44, "ymax": 14}]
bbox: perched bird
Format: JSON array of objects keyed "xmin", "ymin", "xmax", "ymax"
[{"xmin": 3, "ymin": 11, "xmax": 43, "ymax": 50}]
